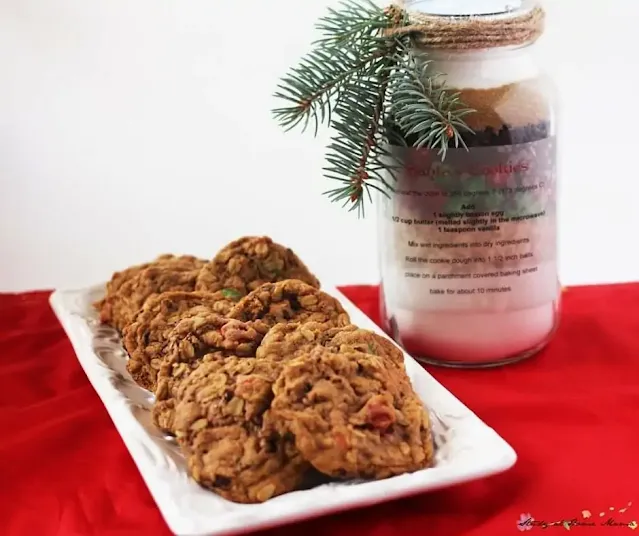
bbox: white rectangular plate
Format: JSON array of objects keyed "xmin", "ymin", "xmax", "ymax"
[{"xmin": 50, "ymin": 284, "xmax": 517, "ymax": 536}]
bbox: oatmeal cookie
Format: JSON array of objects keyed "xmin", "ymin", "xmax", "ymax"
[
  {"xmin": 122, "ymin": 290, "xmax": 241, "ymax": 391},
  {"xmin": 173, "ymin": 358, "xmax": 309, "ymax": 503},
  {"xmin": 326, "ymin": 328, "xmax": 406, "ymax": 371},
  {"xmin": 266, "ymin": 347, "xmax": 433, "ymax": 480},
  {"xmin": 256, "ymin": 322, "xmax": 405, "ymax": 372},
  {"xmin": 94, "ymin": 254, "xmax": 176, "ymax": 322},
  {"xmin": 228, "ymin": 279, "xmax": 350, "ymax": 329},
  {"xmin": 152, "ymin": 314, "xmax": 268, "ymax": 434},
  {"xmin": 196, "ymin": 236, "xmax": 320, "ymax": 297},
  {"xmin": 255, "ymin": 321, "xmax": 347, "ymax": 363},
  {"xmin": 100, "ymin": 256, "xmax": 206, "ymax": 333}
]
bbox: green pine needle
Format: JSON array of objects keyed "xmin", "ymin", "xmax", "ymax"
[
  {"xmin": 272, "ymin": 0, "xmax": 474, "ymax": 216},
  {"xmin": 389, "ymin": 43, "xmax": 475, "ymax": 159}
]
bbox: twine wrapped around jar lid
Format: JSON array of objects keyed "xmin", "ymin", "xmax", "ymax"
[{"xmin": 386, "ymin": 1, "xmax": 545, "ymax": 50}]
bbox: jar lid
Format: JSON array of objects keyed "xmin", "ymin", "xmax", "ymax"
[
  {"xmin": 389, "ymin": 0, "xmax": 544, "ymax": 49},
  {"xmin": 407, "ymin": 0, "xmax": 524, "ymax": 17}
]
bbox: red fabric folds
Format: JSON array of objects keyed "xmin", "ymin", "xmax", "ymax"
[{"xmin": 1, "ymin": 284, "xmax": 638, "ymax": 535}]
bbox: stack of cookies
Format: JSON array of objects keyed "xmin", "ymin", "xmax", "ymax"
[{"xmin": 96, "ymin": 236, "xmax": 434, "ymax": 504}]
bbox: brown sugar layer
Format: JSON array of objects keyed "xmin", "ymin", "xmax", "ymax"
[
  {"xmin": 391, "ymin": 82, "xmax": 552, "ymax": 148},
  {"xmin": 455, "ymin": 83, "xmax": 551, "ymax": 131}
]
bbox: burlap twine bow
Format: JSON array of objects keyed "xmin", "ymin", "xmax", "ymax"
[{"xmin": 384, "ymin": 2, "xmax": 545, "ymax": 50}]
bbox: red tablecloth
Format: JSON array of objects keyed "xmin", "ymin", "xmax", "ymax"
[{"xmin": 1, "ymin": 284, "xmax": 639, "ymax": 535}]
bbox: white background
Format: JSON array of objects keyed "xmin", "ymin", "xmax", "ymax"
[{"xmin": 0, "ymin": 0, "xmax": 637, "ymax": 292}]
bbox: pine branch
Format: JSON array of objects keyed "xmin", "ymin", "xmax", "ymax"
[
  {"xmin": 315, "ymin": 0, "xmax": 399, "ymax": 45},
  {"xmin": 323, "ymin": 51, "xmax": 399, "ymax": 217},
  {"xmin": 272, "ymin": 43, "xmax": 385, "ymax": 135},
  {"xmin": 272, "ymin": 1, "xmax": 395, "ymax": 136},
  {"xmin": 272, "ymin": 0, "xmax": 475, "ymax": 216},
  {"xmin": 389, "ymin": 44, "xmax": 475, "ymax": 159}
]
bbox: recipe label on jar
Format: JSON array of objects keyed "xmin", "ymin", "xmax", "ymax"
[{"xmin": 378, "ymin": 137, "xmax": 559, "ymax": 312}]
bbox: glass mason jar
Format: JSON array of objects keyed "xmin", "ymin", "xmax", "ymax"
[{"xmin": 377, "ymin": 0, "xmax": 560, "ymax": 367}]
